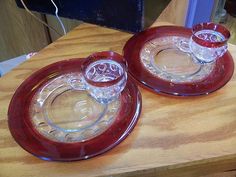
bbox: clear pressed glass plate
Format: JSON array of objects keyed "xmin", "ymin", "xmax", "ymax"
[
  {"xmin": 8, "ymin": 58, "xmax": 142, "ymax": 161},
  {"xmin": 123, "ymin": 26, "xmax": 234, "ymax": 96},
  {"xmin": 140, "ymin": 36, "xmax": 214, "ymax": 83},
  {"xmin": 30, "ymin": 73, "xmax": 120, "ymax": 143}
]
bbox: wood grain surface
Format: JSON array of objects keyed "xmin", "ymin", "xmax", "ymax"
[
  {"xmin": 202, "ymin": 170, "xmax": 236, "ymax": 177},
  {"xmin": 0, "ymin": 22, "xmax": 236, "ymax": 177}
]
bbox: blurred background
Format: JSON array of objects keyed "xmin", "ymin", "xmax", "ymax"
[{"xmin": 0, "ymin": 0, "xmax": 235, "ymax": 75}]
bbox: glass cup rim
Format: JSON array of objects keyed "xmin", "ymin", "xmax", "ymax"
[
  {"xmin": 81, "ymin": 51, "xmax": 127, "ymax": 87},
  {"xmin": 191, "ymin": 22, "xmax": 230, "ymax": 48}
]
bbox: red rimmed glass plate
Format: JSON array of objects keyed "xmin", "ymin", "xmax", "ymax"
[
  {"xmin": 123, "ymin": 26, "xmax": 234, "ymax": 96},
  {"xmin": 8, "ymin": 58, "xmax": 142, "ymax": 161}
]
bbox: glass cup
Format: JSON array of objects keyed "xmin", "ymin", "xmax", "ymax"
[
  {"xmin": 189, "ymin": 22, "xmax": 230, "ymax": 63},
  {"xmin": 72, "ymin": 51, "xmax": 128, "ymax": 104}
]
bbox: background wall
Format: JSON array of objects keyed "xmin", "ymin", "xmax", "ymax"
[
  {"xmin": 0, "ymin": 0, "xmax": 188, "ymax": 61},
  {"xmin": 0, "ymin": 0, "xmax": 81, "ymax": 61},
  {"xmin": 46, "ymin": 15, "xmax": 81, "ymax": 41},
  {"xmin": 0, "ymin": 0, "xmax": 49, "ymax": 61},
  {"xmin": 154, "ymin": 0, "xmax": 188, "ymax": 26}
]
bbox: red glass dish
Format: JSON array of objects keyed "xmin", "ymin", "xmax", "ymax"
[
  {"xmin": 123, "ymin": 26, "xmax": 234, "ymax": 96},
  {"xmin": 8, "ymin": 58, "xmax": 142, "ymax": 161}
]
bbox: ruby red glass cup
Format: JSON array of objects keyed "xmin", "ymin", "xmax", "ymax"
[
  {"xmin": 189, "ymin": 22, "xmax": 230, "ymax": 63},
  {"xmin": 81, "ymin": 51, "xmax": 128, "ymax": 104}
]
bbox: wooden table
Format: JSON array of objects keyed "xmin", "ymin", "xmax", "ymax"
[{"xmin": 1, "ymin": 22, "xmax": 236, "ymax": 177}]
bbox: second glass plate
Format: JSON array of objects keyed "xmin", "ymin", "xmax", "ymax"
[{"xmin": 123, "ymin": 26, "xmax": 234, "ymax": 96}]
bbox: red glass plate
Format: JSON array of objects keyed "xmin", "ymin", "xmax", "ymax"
[
  {"xmin": 123, "ymin": 26, "xmax": 234, "ymax": 96},
  {"xmin": 8, "ymin": 58, "xmax": 142, "ymax": 161}
]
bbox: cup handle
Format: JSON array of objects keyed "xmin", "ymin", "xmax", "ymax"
[{"xmin": 68, "ymin": 74, "xmax": 87, "ymax": 90}]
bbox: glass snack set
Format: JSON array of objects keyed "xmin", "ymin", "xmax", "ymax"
[
  {"xmin": 8, "ymin": 23, "xmax": 234, "ymax": 161},
  {"xmin": 124, "ymin": 22, "xmax": 234, "ymax": 96}
]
